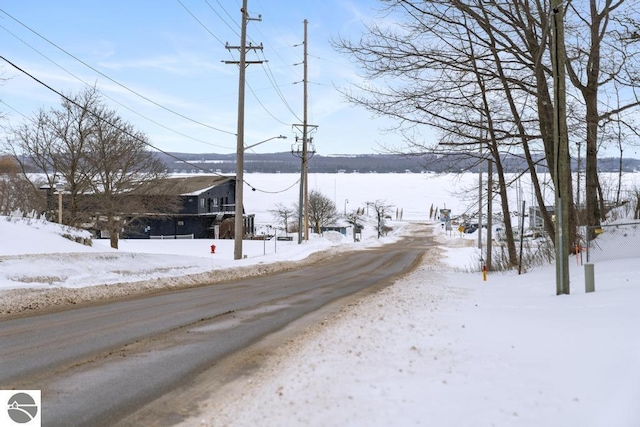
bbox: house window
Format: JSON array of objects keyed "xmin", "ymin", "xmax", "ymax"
[
  {"xmin": 212, "ymin": 198, "xmax": 219, "ymax": 207},
  {"xmin": 200, "ymin": 198, "xmax": 205, "ymax": 209},
  {"xmin": 177, "ymin": 220, "xmax": 184, "ymax": 226}
]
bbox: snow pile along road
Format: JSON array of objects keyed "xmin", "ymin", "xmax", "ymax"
[{"xmin": 178, "ymin": 226, "xmax": 640, "ymax": 427}]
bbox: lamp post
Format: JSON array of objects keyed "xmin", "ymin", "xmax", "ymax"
[
  {"xmin": 267, "ymin": 224, "xmax": 275, "ymax": 253},
  {"xmin": 55, "ymin": 183, "xmax": 64, "ymax": 224},
  {"xmin": 344, "ymin": 199, "xmax": 349, "ymax": 215},
  {"xmin": 244, "ymin": 135, "xmax": 287, "ymax": 151},
  {"xmin": 234, "ymin": 135, "xmax": 287, "ymax": 260}
]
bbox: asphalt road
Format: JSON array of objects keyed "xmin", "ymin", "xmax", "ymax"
[{"xmin": 0, "ymin": 232, "xmax": 430, "ymax": 426}]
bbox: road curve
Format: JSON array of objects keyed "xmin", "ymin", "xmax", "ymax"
[{"xmin": 0, "ymin": 227, "xmax": 433, "ymax": 426}]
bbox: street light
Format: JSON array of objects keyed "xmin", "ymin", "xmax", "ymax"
[
  {"xmin": 265, "ymin": 224, "xmax": 278, "ymax": 253},
  {"xmin": 245, "ymin": 135, "xmax": 287, "ymax": 151},
  {"xmin": 55, "ymin": 183, "xmax": 64, "ymax": 224},
  {"xmin": 234, "ymin": 135, "xmax": 287, "ymax": 260},
  {"xmin": 344, "ymin": 199, "xmax": 349, "ymax": 215}
]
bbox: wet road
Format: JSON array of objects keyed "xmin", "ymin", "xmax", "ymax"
[{"xmin": 0, "ymin": 231, "xmax": 430, "ymax": 426}]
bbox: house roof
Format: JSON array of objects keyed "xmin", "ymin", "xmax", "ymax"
[{"xmin": 133, "ymin": 175, "xmax": 234, "ymax": 196}]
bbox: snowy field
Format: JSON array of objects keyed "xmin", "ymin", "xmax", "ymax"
[{"xmin": 1, "ymin": 172, "xmax": 639, "ymax": 426}]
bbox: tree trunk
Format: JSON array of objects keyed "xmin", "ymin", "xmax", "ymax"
[
  {"xmin": 486, "ymin": 159, "xmax": 493, "ymax": 270},
  {"xmin": 492, "ymin": 156, "xmax": 518, "ymax": 267},
  {"xmin": 108, "ymin": 216, "xmax": 119, "ymax": 249},
  {"xmin": 585, "ymin": 103, "xmax": 601, "ymax": 229}
]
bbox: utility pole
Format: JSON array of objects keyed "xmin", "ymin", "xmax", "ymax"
[
  {"xmin": 551, "ymin": 0, "xmax": 570, "ymax": 294},
  {"xmin": 224, "ymin": 0, "xmax": 263, "ymax": 260},
  {"xmin": 486, "ymin": 157, "xmax": 493, "ymax": 270},
  {"xmin": 293, "ymin": 19, "xmax": 317, "ymax": 244},
  {"xmin": 478, "ymin": 129, "xmax": 483, "ymax": 251}
]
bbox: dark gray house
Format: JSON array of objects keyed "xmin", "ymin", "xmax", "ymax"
[{"xmin": 122, "ymin": 175, "xmax": 254, "ymax": 239}]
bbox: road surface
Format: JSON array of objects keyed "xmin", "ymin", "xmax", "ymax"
[{"xmin": 0, "ymin": 230, "xmax": 431, "ymax": 426}]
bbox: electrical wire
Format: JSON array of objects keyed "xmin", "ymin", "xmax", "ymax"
[
  {"xmin": 0, "ymin": 23, "xmax": 235, "ymax": 150},
  {"xmin": 204, "ymin": 0, "xmax": 240, "ymax": 38},
  {"xmin": 257, "ymin": 54, "xmax": 302, "ymax": 122},
  {"xmin": 1, "ymin": 56, "xmax": 299, "ymax": 193},
  {"xmin": 0, "ymin": 99, "xmax": 30, "ymax": 121},
  {"xmin": 213, "ymin": 0, "xmax": 241, "ymax": 31},
  {"xmin": 0, "ymin": 8, "xmax": 236, "ymax": 136},
  {"xmin": 197, "ymin": 1, "xmax": 302, "ymax": 125},
  {"xmin": 246, "ymin": 81, "xmax": 292, "ymax": 126},
  {"xmin": 177, "ymin": 0, "xmax": 229, "ymax": 46},
  {"xmin": 0, "ymin": 55, "xmax": 225, "ymax": 172},
  {"xmin": 179, "ymin": 1, "xmax": 296, "ymax": 126},
  {"xmin": 245, "ymin": 177, "xmax": 300, "ymax": 194}
]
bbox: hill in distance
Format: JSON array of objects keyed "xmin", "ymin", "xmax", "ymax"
[{"xmin": 157, "ymin": 152, "xmax": 640, "ymax": 174}]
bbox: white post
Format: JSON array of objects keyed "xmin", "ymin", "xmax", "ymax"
[{"xmin": 585, "ymin": 263, "xmax": 595, "ymax": 293}]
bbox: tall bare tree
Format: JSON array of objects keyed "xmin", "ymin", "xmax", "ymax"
[
  {"xmin": 369, "ymin": 200, "xmax": 394, "ymax": 238},
  {"xmin": 0, "ymin": 155, "xmax": 43, "ymax": 215},
  {"xmin": 4, "ymin": 87, "xmax": 173, "ymax": 248},
  {"xmin": 300, "ymin": 190, "xmax": 339, "ymax": 234},
  {"xmin": 269, "ymin": 202, "xmax": 295, "ymax": 233},
  {"xmin": 334, "ymin": 0, "xmax": 640, "ymax": 263},
  {"xmin": 564, "ymin": 0, "xmax": 640, "ymax": 230},
  {"xmin": 82, "ymin": 107, "xmax": 167, "ymax": 249},
  {"xmin": 7, "ymin": 89, "xmax": 100, "ymax": 224},
  {"xmin": 344, "ymin": 210, "xmax": 364, "ymax": 242}
]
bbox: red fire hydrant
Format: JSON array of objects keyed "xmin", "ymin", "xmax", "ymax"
[{"xmin": 210, "ymin": 244, "xmax": 216, "ymax": 254}]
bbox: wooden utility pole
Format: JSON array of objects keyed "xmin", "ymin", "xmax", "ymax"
[
  {"xmin": 294, "ymin": 19, "xmax": 317, "ymax": 244},
  {"xmin": 225, "ymin": 0, "xmax": 262, "ymax": 260},
  {"xmin": 300, "ymin": 19, "xmax": 309, "ymax": 243},
  {"xmin": 486, "ymin": 158, "xmax": 493, "ymax": 270},
  {"xmin": 478, "ymin": 135, "xmax": 483, "ymax": 251},
  {"xmin": 551, "ymin": 0, "xmax": 570, "ymax": 294}
]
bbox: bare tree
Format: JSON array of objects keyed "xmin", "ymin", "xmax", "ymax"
[
  {"xmin": 632, "ymin": 186, "xmax": 640, "ymax": 219},
  {"xmin": 344, "ymin": 210, "xmax": 364, "ymax": 242},
  {"xmin": 564, "ymin": 0, "xmax": 640, "ymax": 230},
  {"xmin": 333, "ymin": 1, "xmax": 542, "ymax": 265},
  {"xmin": 269, "ymin": 202, "xmax": 295, "ymax": 233},
  {"xmin": 4, "ymin": 87, "xmax": 174, "ymax": 248},
  {"xmin": 0, "ymin": 155, "xmax": 44, "ymax": 215},
  {"xmin": 6, "ymin": 89, "xmax": 100, "ymax": 224},
  {"xmin": 335, "ymin": 0, "xmax": 640, "ymax": 264},
  {"xmin": 6, "ymin": 109, "xmax": 63, "ymax": 217},
  {"xmin": 82, "ymin": 108, "xmax": 168, "ymax": 249},
  {"xmin": 301, "ymin": 190, "xmax": 338, "ymax": 234},
  {"xmin": 369, "ymin": 200, "xmax": 394, "ymax": 238}
]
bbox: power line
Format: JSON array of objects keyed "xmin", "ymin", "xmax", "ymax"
[
  {"xmin": 205, "ymin": 0, "xmax": 240, "ymax": 38},
  {"xmin": 180, "ymin": 1, "xmax": 296, "ymax": 126},
  {"xmin": 245, "ymin": 177, "xmax": 300, "ymax": 194},
  {"xmin": 0, "ymin": 99, "xmax": 30, "ymax": 120},
  {"xmin": 193, "ymin": 1, "xmax": 301, "ymax": 125},
  {"xmin": 178, "ymin": 0, "xmax": 229, "ymax": 47},
  {"xmin": 214, "ymin": 0, "xmax": 241, "ymax": 29},
  {"xmin": 0, "ymin": 8, "xmax": 236, "ymax": 136},
  {"xmin": 0, "ymin": 23, "xmax": 235, "ymax": 150},
  {"xmin": 257, "ymin": 53, "xmax": 302, "ymax": 122},
  {"xmin": 0, "ymin": 55, "xmax": 210, "ymax": 169},
  {"xmin": 2, "ymin": 55, "xmax": 299, "ymax": 194},
  {"xmin": 246, "ymin": 80, "xmax": 291, "ymax": 126}
]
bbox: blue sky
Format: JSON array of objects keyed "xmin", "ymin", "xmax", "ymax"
[{"xmin": 0, "ymin": 0, "xmax": 409, "ymax": 155}]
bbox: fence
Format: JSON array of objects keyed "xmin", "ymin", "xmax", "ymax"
[
  {"xmin": 586, "ymin": 222, "xmax": 640, "ymax": 262},
  {"xmin": 149, "ymin": 234, "xmax": 194, "ymax": 240}
]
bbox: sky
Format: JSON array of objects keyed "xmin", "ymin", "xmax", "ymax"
[
  {"xmin": 1, "ymin": 177, "xmax": 639, "ymax": 426},
  {"xmin": 0, "ymin": 0, "xmax": 412, "ymax": 155}
]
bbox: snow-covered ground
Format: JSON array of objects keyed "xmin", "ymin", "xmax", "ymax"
[
  {"xmin": 0, "ymin": 214, "xmax": 392, "ymax": 314},
  {"xmin": 1, "ymin": 171, "xmax": 640, "ymax": 426}
]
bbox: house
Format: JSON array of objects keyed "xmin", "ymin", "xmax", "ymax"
[{"xmin": 122, "ymin": 175, "xmax": 254, "ymax": 239}]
